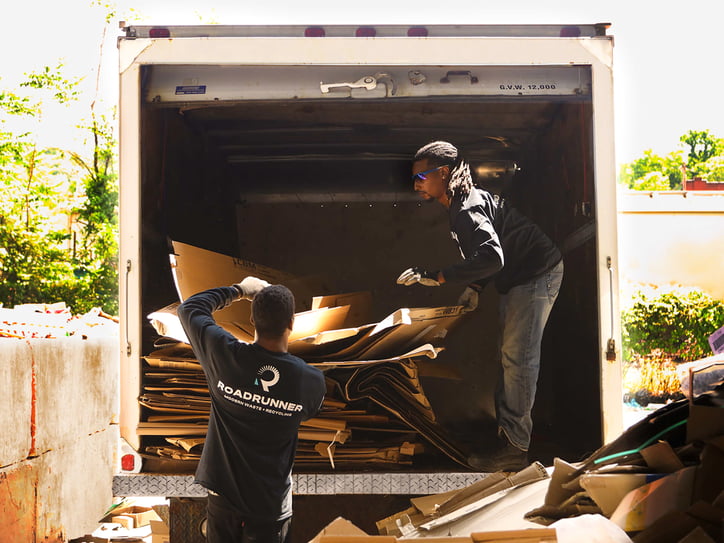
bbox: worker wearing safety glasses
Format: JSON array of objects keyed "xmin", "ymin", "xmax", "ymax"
[{"xmin": 397, "ymin": 140, "xmax": 563, "ymax": 472}]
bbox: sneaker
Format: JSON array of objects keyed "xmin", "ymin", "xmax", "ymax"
[{"xmin": 466, "ymin": 438, "xmax": 529, "ymax": 472}]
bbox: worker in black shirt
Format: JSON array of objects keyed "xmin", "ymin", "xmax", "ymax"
[
  {"xmin": 178, "ymin": 277, "xmax": 326, "ymax": 543},
  {"xmin": 397, "ymin": 141, "xmax": 563, "ymax": 472}
]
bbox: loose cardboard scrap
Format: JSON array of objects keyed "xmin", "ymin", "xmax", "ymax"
[
  {"xmin": 312, "ymin": 291, "xmax": 373, "ymax": 328},
  {"xmin": 170, "ymin": 240, "xmax": 325, "ymax": 331},
  {"xmin": 609, "ymin": 466, "xmax": 697, "ymax": 532},
  {"xmin": 377, "ymin": 463, "xmax": 549, "ymax": 537},
  {"xmin": 150, "ymin": 519, "xmax": 170, "ymax": 543},
  {"xmin": 579, "ymin": 473, "xmax": 667, "ymax": 517},
  {"xmin": 639, "ymin": 441, "xmax": 685, "ymax": 474},
  {"xmin": 308, "ymin": 517, "xmax": 369, "ymax": 543},
  {"xmin": 101, "ymin": 501, "xmax": 162, "ymax": 528},
  {"xmin": 472, "ymin": 529, "xmax": 557, "ymax": 542}
]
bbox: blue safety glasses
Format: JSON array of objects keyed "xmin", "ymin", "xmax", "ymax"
[{"xmin": 411, "ymin": 165, "xmax": 445, "ymax": 183}]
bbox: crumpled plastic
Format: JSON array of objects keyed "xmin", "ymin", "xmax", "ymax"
[{"xmin": 553, "ymin": 513, "xmax": 633, "ymax": 543}]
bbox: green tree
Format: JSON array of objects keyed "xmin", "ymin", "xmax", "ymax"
[
  {"xmin": 0, "ymin": 65, "xmax": 118, "ymax": 314},
  {"xmin": 619, "ymin": 149, "xmax": 685, "ymax": 190},
  {"xmin": 68, "ymin": 113, "xmax": 119, "ymax": 314},
  {"xmin": 621, "ymin": 129, "xmax": 724, "ymax": 190},
  {"xmin": 680, "ymin": 129, "xmax": 724, "ymax": 180}
]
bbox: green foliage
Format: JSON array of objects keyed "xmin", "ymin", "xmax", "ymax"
[
  {"xmin": 69, "ymin": 114, "xmax": 119, "ymax": 314},
  {"xmin": 680, "ymin": 130, "xmax": 724, "ymax": 177},
  {"xmin": 620, "ymin": 129, "xmax": 724, "ymax": 190},
  {"xmin": 622, "ymin": 288, "xmax": 724, "ymax": 362},
  {"xmin": 21, "ymin": 63, "xmax": 82, "ymax": 104},
  {"xmin": 619, "ymin": 149, "xmax": 685, "ymax": 190},
  {"xmin": 0, "ymin": 65, "xmax": 118, "ymax": 315}
]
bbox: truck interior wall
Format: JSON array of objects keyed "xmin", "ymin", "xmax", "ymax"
[
  {"xmin": 138, "ymin": 96, "xmax": 603, "ymax": 466},
  {"xmin": 520, "ymin": 101, "xmax": 602, "ymax": 458}
]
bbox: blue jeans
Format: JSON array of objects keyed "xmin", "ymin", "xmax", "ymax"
[{"xmin": 496, "ymin": 260, "xmax": 564, "ymax": 451}]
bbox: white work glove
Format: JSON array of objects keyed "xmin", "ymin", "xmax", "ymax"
[
  {"xmin": 232, "ymin": 276, "xmax": 270, "ymax": 301},
  {"xmin": 396, "ymin": 267, "xmax": 441, "ymax": 287},
  {"xmin": 457, "ymin": 286, "xmax": 479, "ymax": 312}
]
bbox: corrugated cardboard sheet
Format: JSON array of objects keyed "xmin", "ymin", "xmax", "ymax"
[{"xmin": 138, "ymin": 241, "xmax": 469, "ymax": 469}]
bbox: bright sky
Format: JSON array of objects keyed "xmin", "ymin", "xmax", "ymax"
[{"xmin": 3, "ymin": 0, "xmax": 723, "ymax": 165}]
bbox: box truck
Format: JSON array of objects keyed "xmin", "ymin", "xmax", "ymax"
[{"xmin": 115, "ymin": 22, "xmax": 622, "ymax": 540}]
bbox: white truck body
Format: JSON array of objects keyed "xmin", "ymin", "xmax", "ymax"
[{"xmin": 116, "ymin": 23, "xmax": 621, "ymax": 537}]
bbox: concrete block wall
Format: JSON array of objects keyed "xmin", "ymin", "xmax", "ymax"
[{"xmin": 0, "ymin": 336, "xmax": 119, "ymax": 542}]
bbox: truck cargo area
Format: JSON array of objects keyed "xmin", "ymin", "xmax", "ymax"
[{"xmin": 134, "ymin": 64, "xmax": 603, "ymax": 468}]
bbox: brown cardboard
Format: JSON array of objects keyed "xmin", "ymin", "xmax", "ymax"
[
  {"xmin": 289, "ymin": 306, "xmax": 351, "ymax": 342},
  {"xmin": 686, "ymin": 405, "xmax": 724, "ymax": 443},
  {"xmin": 543, "ymin": 457, "xmax": 582, "ymax": 507},
  {"xmin": 579, "ymin": 472, "xmax": 662, "ymax": 517},
  {"xmin": 640, "ymin": 441, "xmax": 685, "ymax": 473},
  {"xmin": 471, "ymin": 529, "xmax": 557, "ymax": 542},
  {"xmin": 150, "ymin": 519, "xmax": 171, "ymax": 543},
  {"xmin": 308, "ymin": 516, "xmax": 369, "ymax": 543},
  {"xmin": 320, "ymin": 538, "xmax": 397, "ymax": 543},
  {"xmin": 693, "ymin": 438, "xmax": 724, "ymax": 504},
  {"xmin": 168, "ymin": 241, "xmax": 355, "ymax": 343},
  {"xmin": 110, "ymin": 515, "xmax": 135, "ymax": 529},
  {"xmin": 610, "ymin": 466, "xmax": 697, "ymax": 532},
  {"xmin": 312, "ymin": 291, "xmax": 373, "ymax": 327},
  {"xmin": 103, "ymin": 505, "xmax": 161, "ymax": 528}
]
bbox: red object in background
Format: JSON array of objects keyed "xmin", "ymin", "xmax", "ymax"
[{"xmin": 685, "ymin": 177, "xmax": 724, "ymax": 191}]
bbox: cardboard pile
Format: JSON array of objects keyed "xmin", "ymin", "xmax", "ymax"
[
  {"xmin": 305, "ymin": 378, "xmax": 722, "ymax": 542},
  {"xmin": 137, "ymin": 241, "xmax": 469, "ymax": 469},
  {"xmin": 93, "ymin": 498, "xmax": 168, "ymax": 541},
  {"xmin": 522, "ymin": 376, "xmax": 724, "ymax": 542}
]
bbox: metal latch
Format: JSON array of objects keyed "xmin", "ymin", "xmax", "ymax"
[
  {"xmin": 605, "ymin": 257, "xmax": 617, "ymax": 361},
  {"xmin": 320, "ymin": 73, "xmax": 397, "ymax": 96}
]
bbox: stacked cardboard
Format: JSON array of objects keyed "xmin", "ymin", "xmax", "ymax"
[{"xmin": 137, "ymin": 241, "xmax": 469, "ymax": 470}]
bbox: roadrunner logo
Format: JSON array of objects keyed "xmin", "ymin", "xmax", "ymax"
[{"xmin": 256, "ymin": 365, "xmax": 280, "ymax": 392}]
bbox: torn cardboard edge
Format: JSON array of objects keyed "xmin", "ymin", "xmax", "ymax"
[
  {"xmin": 161, "ymin": 240, "xmax": 464, "ymax": 359},
  {"xmin": 377, "ymin": 462, "xmax": 550, "ymax": 536},
  {"xmin": 310, "ymin": 517, "xmax": 557, "ymax": 543}
]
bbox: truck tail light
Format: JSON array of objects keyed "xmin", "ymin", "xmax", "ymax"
[
  {"xmin": 149, "ymin": 27, "xmax": 171, "ymax": 38},
  {"xmin": 305, "ymin": 27, "xmax": 326, "ymax": 37},
  {"xmin": 119, "ymin": 438, "xmax": 142, "ymax": 473},
  {"xmin": 407, "ymin": 27, "xmax": 428, "ymax": 37},
  {"xmin": 355, "ymin": 27, "xmax": 376, "ymax": 37},
  {"xmin": 121, "ymin": 453, "xmax": 137, "ymax": 471}
]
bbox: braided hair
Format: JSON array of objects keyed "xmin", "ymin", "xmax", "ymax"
[{"xmin": 413, "ymin": 141, "xmax": 474, "ymax": 200}]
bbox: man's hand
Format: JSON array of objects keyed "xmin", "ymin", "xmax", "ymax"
[
  {"xmin": 233, "ymin": 276, "xmax": 271, "ymax": 301},
  {"xmin": 396, "ymin": 267, "xmax": 441, "ymax": 287},
  {"xmin": 457, "ymin": 286, "xmax": 479, "ymax": 312}
]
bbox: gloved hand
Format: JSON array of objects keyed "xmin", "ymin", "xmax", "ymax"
[
  {"xmin": 457, "ymin": 286, "xmax": 479, "ymax": 312},
  {"xmin": 233, "ymin": 276, "xmax": 271, "ymax": 301},
  {"xmin": 396, "ymin": 267, "xmax": 441, "ymax": 287}
]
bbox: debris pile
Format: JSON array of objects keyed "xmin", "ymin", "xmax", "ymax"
[
  {"xmin": 360, "ymin": 373, "xmax": 724, "ymax": 542},
  {"xmin": 0, "ymin": 302, "xmax": 118, "ymax": 339}
]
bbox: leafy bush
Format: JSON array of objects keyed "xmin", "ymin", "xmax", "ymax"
[{"xmin": 622, "ymin": 288, "xmax": 724, "ymax": 362}]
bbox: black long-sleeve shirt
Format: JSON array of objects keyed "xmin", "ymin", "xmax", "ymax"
[
  {"xmin": 442, "ymin": 187, "xmax": 562, "ymax": 294},
  {"xmin": 177, "ymin": 286, "xmax": 326, "ymax": 522}
]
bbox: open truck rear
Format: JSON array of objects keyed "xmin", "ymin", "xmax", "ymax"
[{"xmin": 115, "ymin": 23, "xmax": 622, "ymax": 541}]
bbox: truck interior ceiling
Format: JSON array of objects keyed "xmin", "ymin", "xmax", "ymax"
[{"xmin": 139, "ymin": 85, "xmax": 602, "ymax": 466}]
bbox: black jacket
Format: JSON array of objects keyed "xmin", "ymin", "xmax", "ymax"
[
  {"xmin": 442, "ymin": 187, "xmax": 562, "ymax": 294},
  {"xmin": 177, "ymin": 287, "xmax": 326, "ymax": 521}
]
